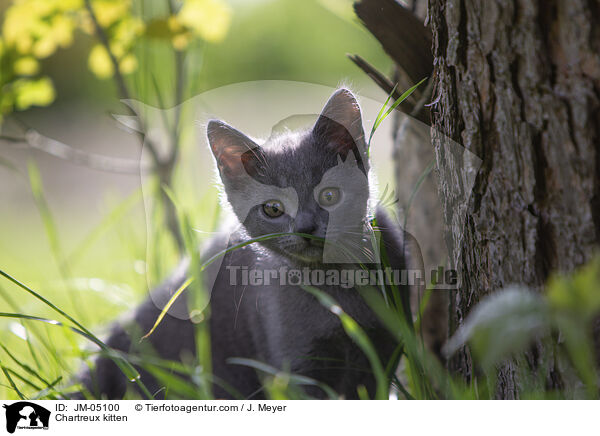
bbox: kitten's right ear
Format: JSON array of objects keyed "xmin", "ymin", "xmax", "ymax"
[
  {"xmin": 312, "ymin": 89, "xmax": 365, "ymax": 158},
  {"xmin": 207, "ymin": 120, "xmax": 263, "ymax": 179}
]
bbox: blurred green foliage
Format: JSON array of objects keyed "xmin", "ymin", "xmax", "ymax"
[
  {"xmin": 445, "ymin": 257, "xmax": 600, "ymax": 399},
  {"xmin": 0, "ymin": 0, "xmax": 390, "ymax": 396},
  {"xmin": 0, "ymin": 0, "xmax": 233, "ymax": 117},
  {"xmin": 0, "ymin": 0, "xmax": 391, "ymax": 114},
  {"xmin": 5, "ymin": 0, "xmax": 597, "ymax": 402}
]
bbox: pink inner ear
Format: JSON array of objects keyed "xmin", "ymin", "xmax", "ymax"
[
  {"xmin": 218, "ymin": 146, "xmax": 261, "ymax": 178},
  {"xmin": 208, "ymin": 120, "xmax": 261, "ymax": 177},
  {"xmin": 313, "ymin": 90, "xmax": 365, "ymax": 158},
  {"xmin": 329, "ymin": 139, "xmax": 355, "ymax": 157},
  {"xmin": 317, "ymin": 117, "xmax": 359, "ymax": 157},
  {"xmin": 217, "ymin": 145, "xmax": 244, "ymax": 176},
  {"xmin": 218, "ymin": 153, "xmax": 239, "ymax": 176}
]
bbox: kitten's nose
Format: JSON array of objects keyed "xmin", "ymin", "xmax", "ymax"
[
  {"xmin": 296, "ymin": 224, "xmax": 316, "ymax": 238},
  {"xmin": 294, "ymin": 213, "xmax": 316, "ymax": 240}
]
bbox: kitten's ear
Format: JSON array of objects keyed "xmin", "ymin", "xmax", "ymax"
[
  {"xmin": 312, "ymin": 88, "xmax": 365, "ymax": 157},
  {"xmin": 207, "ymin": 120, "xmax": 263, "ymax": 179}
]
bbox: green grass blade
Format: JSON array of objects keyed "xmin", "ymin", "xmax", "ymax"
[
  {"xmin": 143, "ymin": 365, "xmax": 200, "ymax": 399},
  {"xmin": 228, "ymin": 357, "xmax": 339, "ymax": 400},
  {"xmin": 368, "ymin": 83, "xmax": 397, "ymax": 147},
  {"xmin": 0, "ymin": 313, "xmax": 104, "ymax": 345},
  {"xmin": 162, "ymin": 185, "xmax": 214, "ymax": 399},
  {"xmin": 27, "ymin": 162, "xmax": 87, "ymax": 319},
  {"xmin": 197, "ymin": 231, "xmax": 324, "ymax": 270},
  {"xmin": 392, "ymin": 374, "xmax": 415, "ymax": 400},
  {"xmin": 301, "ymin": 285, "xmax": 389, "ymax": 399},
  {"xmin": 0, "ymin": 343, "xmax": 61, "ymax": 396},
  {"xmin": 32, "ymin": 376, "xmax": 64, "ymax": 400},
  {"xmin": 381, "ymin": 78, "xmax": 427, "ymax": 120},
  {"xmin": 5, "ymin": 367, "xmax": 43, "ymax": 393},
  {"xmin": 0, "ymin": 271, "xmax": 96, "ymax": 338},
  {"xmin": 1, "ymin": 362, "xmax": 26, "ymax": 399},
  {"xmin": 142, "ymin": 277, "xmax": 194, "ymax": 340},
  {"xmin": 369, "ymin": 78, "xmax": 428, "ymax": 147},
  {"xmin": 0, "ymin": 284, "xmax": 66, "ymax": 369},
  {"xmin": 0, "ymin": 156, "xmax": 21, "ymax": 175},
  {"xmin": 0, "ymin": 270, "xmax": 152, "ymax": 398},
  {"xmin": 67, "ymin": 187, "xmax": 143, "ymax": 266},
  {"xmin": 27, "ymin": 162, "xmax": 69, "ymax": 277}
]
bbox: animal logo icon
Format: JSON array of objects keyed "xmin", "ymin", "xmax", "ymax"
[{"xmin": 2, "ymin": 402, "xmax": 50, "ymax": 434}]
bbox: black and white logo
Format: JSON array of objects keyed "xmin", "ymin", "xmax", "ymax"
[{"xmin": 3, "ymin": 402, "xmax": 50, "ymax": 434}]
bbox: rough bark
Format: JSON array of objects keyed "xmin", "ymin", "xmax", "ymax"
[{"xmin": 429, "ymin": 0, "xmax": 600, "ymax": 398}]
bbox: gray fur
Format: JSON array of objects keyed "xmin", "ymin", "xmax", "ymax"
[{"xmin": 77, "ymin": 89, "xmax": 418, "ymax": 399}]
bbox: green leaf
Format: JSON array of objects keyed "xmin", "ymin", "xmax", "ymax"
[
  {"xmin": 444, "ymin": 287, "xmax": 550, "ymax": 370},
  {"xmin": 547, "ymin": 256, "xmax": 600, "ymax": 321}
]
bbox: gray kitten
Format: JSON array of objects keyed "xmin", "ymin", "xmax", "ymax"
[{"xmin": 79, "ymin": 89, "xmax": 418, "ymax": 399}]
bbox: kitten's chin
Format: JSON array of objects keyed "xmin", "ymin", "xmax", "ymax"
[
  {"xmin": 268, "ymin": 244, "xmax": 323, "ymax": 265},
  {"xmin": 289, "ymin": 246, "xmax": 324, "ymax": 264},
  {"xmin": 261, "ymin": 239, "xmax": 325, "ymax": 265}
]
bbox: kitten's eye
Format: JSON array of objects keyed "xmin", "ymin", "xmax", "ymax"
[
  {"xmin": 318, "ymin": 187, "xmax": 341, "ymax": 206},
  {"xmin": 263, "ymin": 200, "xmax": 285, "ymax": 218}
]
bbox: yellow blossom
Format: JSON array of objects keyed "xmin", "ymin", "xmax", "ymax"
[
  {"xmin": 3, "ymin": 3, "xmax": 38, "ymax": 53},
  {"xmin": 32, "ymin": 37, "xmax": 57, "ymax": 58},
  {"xmin": 14, "ymin": 77, "xmax": 56, "ymax": 110},
  {"xmin": 23, "ymin": 0, "xmax": 55, "ymax": 16},
  {"xmin": 91, "ymin": 0, "xmax": 131, "ymax": 27},
  {"xmin": 112, "ymin": 16, "xmax": 145, "ymax": 46},
  {"xmin": 178, "ymin": 0, "xmax": 232, "ymax": 43},
  {"xmin": 119, "ymin": 53, "xmax": 138, "ymax": 74},
  {"xmin": 172, "ymin": 33, "xmax": 192, "ymax": 51},
  {"xmin": 56, "ymin": 0, "xmax": 83, "ymax": 10},
  {"xmin": 88, "ymin": 44, "xmax": 114, "ymax": 78},
  {"xmin": 48, "ymin": 15, "xmax": 75, "ymax": 48},
  {"xmin": 168, "ymin": 15, "xmax": 184, "ymax": 33},
  {"xmin": 14, "ymin": 57, "xmax": 40, "ymax": 75},
  {"xmin": 3, "ymin": 0, "xmax": 76, "ymax": 57}
]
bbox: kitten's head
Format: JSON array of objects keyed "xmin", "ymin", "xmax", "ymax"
[{"xmin": 207, "ymin": 89, "xmax": 372, "ymax": 264}]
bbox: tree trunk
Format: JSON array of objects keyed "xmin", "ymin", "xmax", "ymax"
[{"xmin": 429, "ymin": 0, "xmax": 600, "ymax": 398}]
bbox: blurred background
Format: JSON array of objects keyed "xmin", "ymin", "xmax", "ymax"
[
  {"xmin": 0, "ymin": 0, "xmax": 394, "ymax": 397},
  {"xmin": 3, "ymin": 0, "xmax": 595, "ymax": 402}
]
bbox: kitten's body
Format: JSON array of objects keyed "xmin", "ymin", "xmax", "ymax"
[{"xmin": 80, "ymin": 89, "xmax": 418, "ymax": 399}]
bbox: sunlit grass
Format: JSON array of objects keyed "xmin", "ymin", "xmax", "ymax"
[{"xmin": 1, "ymin": 80, "xmax": 598, "ymax": 401}]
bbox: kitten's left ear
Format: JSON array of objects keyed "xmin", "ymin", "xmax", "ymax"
[{"xmin": 312, "ymin": 88, "xmax": 366, "ymax": 157}]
